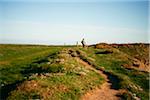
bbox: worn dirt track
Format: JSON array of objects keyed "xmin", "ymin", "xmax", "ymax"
[{"xmin": 75, "ymin": 57, "xmax": 121, "ymax": 100}]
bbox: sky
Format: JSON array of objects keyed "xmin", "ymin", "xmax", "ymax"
[{"xmin": 0, "ymin": 0, "xmax": 149, "ymax": 45}]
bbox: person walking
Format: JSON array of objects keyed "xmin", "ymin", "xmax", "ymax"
[{"xmin": 81, "ymin": 38, "xmax": 86, "ymax": 48}]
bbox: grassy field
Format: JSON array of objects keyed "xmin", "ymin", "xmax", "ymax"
[
  {"xmin": 0, "ymin": 44, "xmax": 104, "ymax": 100},
  {"xmin": 0, "ymin": 44, "xmax": 62, "ymax": 84},
  {"xmin": 77, "ymin": 44, "xmax": 149, "ymax": 100},
  {"xmin": 0, "ymin": 44, "xmax": 149, "ymax": 100}
]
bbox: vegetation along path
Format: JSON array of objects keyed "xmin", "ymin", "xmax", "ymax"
[{"xmin": 75, "ymin": 56, "xmax": 122, "ymax": 100}]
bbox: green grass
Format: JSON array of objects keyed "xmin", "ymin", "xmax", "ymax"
[
  {"xmin": 1, "ymin": 44, "xmax": 149, "ymax": 100},
  {"xmin": 8, "ymin": 71, "xmax": 103, "ymax": 100},
  {"xmin": 77, "ymin": 46, "xmax": 149, "ymax": 100},
  {"xmin": 1, "ymin": 45, "xmax": 104, "ymax": 100},
  {"xmin": 0, "ymin": 44, "xmax": 62, "ymax": 85}
]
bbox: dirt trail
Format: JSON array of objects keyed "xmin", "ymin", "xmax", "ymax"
[{"xmin": 75, "ymin": 57, "xmax": 121, "ymax": 100}]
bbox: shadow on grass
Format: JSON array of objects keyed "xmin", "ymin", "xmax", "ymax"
[
  {"xmin": 33, "ymin": 52, "xmax": 57, "ymax": 64},
  {"xmin": 21, "ymin": 52, "xmax": 58, "ymax": 77},
  {"xmin": 103, "ymin": 71, "xmax": 120, "ymax": 90},
  {"xmin": 0, "ymin": 52, "xmax": 58, "ymax": 99},
  {"xmin": 0, "ymin": 66, "xmax": 46, "ymax": 100},
  {"xmin": 0, "ymin": 80, "xmax": 24, "ymax": 100},
  {"xmin": 76, "ymin": 49, "xmax": 120, "ymax": 90},
  {"xmin": 95, "ymin": 50, "xmax": 113, "ymax": 54},
  {"xmin": 21, "ymin": 65, "xmax": 45, "ymax": 77}
]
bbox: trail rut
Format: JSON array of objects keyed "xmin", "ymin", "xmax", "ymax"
[{"xmin": 75, "ymin": 57, "xmax": 122, "ymax": 100}]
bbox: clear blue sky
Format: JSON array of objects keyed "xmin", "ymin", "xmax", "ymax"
[{"xmin": 0, "ymin": 0, "xmax": 149, "ymax": 45}]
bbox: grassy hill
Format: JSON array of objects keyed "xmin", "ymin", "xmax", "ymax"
[{"xmin": 0, "ymin": 43, "xmax": 149, "ymax": 100}]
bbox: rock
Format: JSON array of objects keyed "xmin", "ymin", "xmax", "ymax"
[
  {"xmin": 133, "ymin": 85, "xmax": 138, "ymax": 90},
  {"xmin": 133, "ymin": 61, "xmax": 140, "ymax": 67},
  {"xmin": 71, "ymin": 52, "xmax": 78, "ymax": 57},
  {"xmin": 55, "ymin": 59, "xmax": 60, "ymax": 62},
  {"xmin": 29, "ymin": 73, "xmax": 38, "ymax": 79},
  {"xmin": 45, "ymin": 73, "xmax": 51, "ymax": 77},
  {"xmin": 133, "ymin": 93, "xmax": 136, "ymax": 97},
  {"xmin": 33, "ymin": 83, "xmax": 37, "ymax": 87},
  {"xmin": 78, "ymin": 72, "xmax": 86, "ymax": 76},
  {"xmin": 35, "ymin": 73, "xmax": 38, "ymax": 76},
  {"xmin": 138, "ymin": 87, "xmax": 143, "ymax": 91},
  {"xmin": 133, "ymin": 93, "xmax": 141, "ymax": 100},
  {"xmin": 40, "ymin": 74, "xmax": 46, "ymax": 79},
  {"xmin": 132, "ymin": 59, "xmax": 140, "ymax": 67},
  {"xmin": 47, "ymin": 62, "xmax": 51, "ymax": 64},
  {"xmin": 1, "ymin": 84, "xmax": 4, "ymax": 87},
  {"xmin": 59, "ymin": 59, "xmax": 65, "ymax": 64},
  {"xmin": 99, "ymin": 67, "xmax": 105, "ymax": 71},
  {"xmin": 134, "ymin": 97, "xmax": 141, "ymax": 100},
  {"xmin": 122, "ymin": 64, "xmax": 132, "ymax": 70},
  {"xmin": 136, "ymin": 85, "xmax": 143, "ymax": 91},
  {"xmin": 55, "ymin": 58, "xmax": 65, "ymax": 64}
]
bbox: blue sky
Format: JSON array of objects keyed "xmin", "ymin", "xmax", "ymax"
[{"xmin": 0, "ymin": 0, "xmax": 149, "ymax": 45}]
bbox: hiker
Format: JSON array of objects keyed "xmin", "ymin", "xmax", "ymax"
[{"xmin": 81, "ymin": 38, "xmax": 86, "ymax": 48}]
